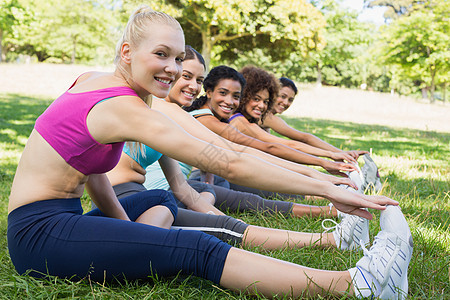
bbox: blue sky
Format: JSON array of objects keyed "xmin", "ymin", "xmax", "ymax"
[{"xmin": 340, "ymin": 0, "xmax": 386, "ymax": 24}]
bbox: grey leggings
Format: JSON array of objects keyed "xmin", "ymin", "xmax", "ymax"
[
  {"xmin": 185, "ymin": 180, "xmax": 294, "ymax": 216},
  {"xmin": 189, "ymin": 170, "xmax": 304, "ymax": 202},
  {"xmin": 111, "ymin": 182, "xmax": 248, "ymax": 245}
]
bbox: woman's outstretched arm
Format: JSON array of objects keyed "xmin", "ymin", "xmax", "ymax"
[
  {"xmin": 87, "ymin": 96, "xmax": 397, "ymax": 219},
  {"xmin": 195, "ymin": 113, "xmax": 351, "ymax": 169},
  {"xmin": 151, "ymin": 99, "xmax": 355, "ymax": 187},
  {"xmin": 158, "ymin": 155, "xmax": 224, "ymax": 215},
  {"xmin": 263, "ymin": 113, "xmax": 368, "ymax": 162},
  {"xmin": 230, "ymin": 116, "xmax": 357, "ymax": 176}
]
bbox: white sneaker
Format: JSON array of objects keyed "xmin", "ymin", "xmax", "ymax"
[
  {"xmin": 339, "ymin": 163, "xmax": 364, "ymax": 194},
  {"xmin": 348, "ymin": 164, "xmax": 364, "ymax": 192},
  {"xmin": 322, "ymin": 213, "xmax": 369, "ymax": 250},
  {"xmin": 328, "ymin": 203, "xmax": 345, "ymax": 219},
  {"xmin": 361, "ymin": 154, "xmax": 382, "ymax": 193},
  {"xmin": 356, "ymin": 205, "xmax": 413, "ymax": 299}
]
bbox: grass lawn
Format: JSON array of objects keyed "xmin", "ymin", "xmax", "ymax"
[{"xmin": 0, "ymin": 92, "xmax": 449, "ymax": 299}]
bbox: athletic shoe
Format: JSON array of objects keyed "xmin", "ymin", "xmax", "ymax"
[
  {"xmin": 356, "ymin": 205, "xmax": 413, "ymax": 299},
  {"xmin": 348, "ymin": 164, "xmax": 364, "ymax": 193},
  {"xmin": 338, "ymin": 162, "xmax": 364, "ymax": 194},
  {"xmin": 361, "ymin": 154, "xmax": 382, "ymax": 193},
  {"xmin": 328, "ymin": 203, "xmax": 344, "ymax": 219},
  {"xmin": 322, "ymin": 212, "xmax": 369, "ymax": 250},
  {"xmin": 327, "ymin": 203, "xmax": 347, "ymax": 219}
]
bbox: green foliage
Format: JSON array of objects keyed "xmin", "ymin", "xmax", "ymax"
[
  {"xmin": 0, "ymin": 92, "xmax": 449, "ymax": 298},
  {"xmin": 365, "ymin": 0, "xmax": 415, "ymax": 20},
  {"xmin": 0, "ymin": 0, "xmax": 25, "ymax": 61},
  {"xmin": 4, "ymin": 0, "xmax": 118, "ymax": 63},
  {"xmin": 1, "ymin": 0, "xmax": 447, "ymax": 97},
  {"xmin": 280, "ymin": 0, "xmax": 377, "ymax": 88},
  {"xmin": 380, "ymin": 0, "xmax": 450, "ymax": 100},
  {"xmin": 123, "ymin": 0, "xmax": 325, "ymax": 68}
]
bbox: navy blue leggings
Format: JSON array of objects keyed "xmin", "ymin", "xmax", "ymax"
[{"xmin": 7, "ymin": 190, "xmax": 231, "ymax": 283}]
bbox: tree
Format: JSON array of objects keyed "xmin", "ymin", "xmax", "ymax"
[
  {"xmin": 301, "ymin": 0, "xmax": 376, "ymax": 87},
  {"xmin": 9, "ymin": 0, "xmax": 117, "ymax": 63},
  {"xmin": 380, "ymin": 0, "xmax": 450, "ymax": 101},
  {"xmin": 0, "ymin": 0, "xmax": 24, "ymax": 62},
  {"xmin": 124, "ymin": 0, "xmax": 325, "ymax": 69},
  {"xmin": 364, "ymin": 0, "xmax": 437, "ymax": 20}
]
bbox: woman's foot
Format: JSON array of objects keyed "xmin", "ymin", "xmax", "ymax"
[
  {"xmin": 361, "ymin": 154, "xmax": 382, "ymax": 192},
  {"xmin": 354, "ymin": 205, "xmax": 413, "ymax": 299},
  {"xmin": 322, "ymin": 212, "xmax": 370, "ymax": 250}
]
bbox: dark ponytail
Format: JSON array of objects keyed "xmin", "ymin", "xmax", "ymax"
[
  {"xmin": 185, "ymin": 95, "xmax": 208, "ymax": 112},
  {"xmin": 184, "ymin": 65, "xmax": 245, "ymax": 113}
]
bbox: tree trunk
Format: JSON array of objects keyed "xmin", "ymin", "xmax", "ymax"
[
  {"xmin": 316, "ymin": 63, "xmax": 322, "ymax": 87},
  {"xmin": 429, "ymin": 67, "xmax": 436, "ymax": 103},
  {"xmin": 71, "ymin": 37, "xmax": 76, "ymax": 64},
  {"xmin": 201, "ymin": 28, "xmax": 212, "ymax": 70},
  {"xmin": 421, "ymin": 87, "xmax": 428, "ymax": 99},
  {"xmin": 443, "ymin": 82, "xmax": 447, "ymax": 104}
]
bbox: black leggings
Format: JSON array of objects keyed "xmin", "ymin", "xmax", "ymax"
[{"xmin": 8, "ymin": 193, "xmax": 231, "ymax": 283}]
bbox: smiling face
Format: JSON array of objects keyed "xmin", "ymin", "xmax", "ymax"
[
  {"xmin": 243, "ymin": 89, "xmax": 270, "ymax": 121},
  {"xmin": 273, "ymin": 86, "xmax": 296, "ymax": 114},
  {"xmin": 167, "ymin": 58, "xmax": 205, "ymax": 107},
  {"xmin": 125, "ymin": 24, "xmax": 185, "ymax": 99},
  {"xmin": 206, "ymin": 79, "xmax": 242, "ymax": 120}
]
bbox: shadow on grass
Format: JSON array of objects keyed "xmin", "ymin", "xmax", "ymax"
[{"xmin": 0, "ymin": 93, "xmax": 52, "ymax": 148}]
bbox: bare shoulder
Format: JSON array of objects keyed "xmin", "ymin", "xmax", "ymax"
[
  {"xmin": 151, "ymin": 97, "xmax": 180, "ymax": 111},
  {"xmin": 69, "ymin": 71, "xmax": 125, "ymax": 93}
]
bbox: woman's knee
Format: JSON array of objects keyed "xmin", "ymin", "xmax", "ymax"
[{"xmin": 120, "ymin": 189, "xmax": 178, "ymax": 220}]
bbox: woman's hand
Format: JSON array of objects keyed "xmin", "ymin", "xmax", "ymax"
[
  {"xmin": 324, "ymin": 184, "xmax": 398, "ymax": 220},
  {"xmin": 322, "ymin": 160, "xmax": 357, "ymax": 177},
  {"xmin": 330, "ymin": 151, "xmax": 358, "ymax": 163},
  {"xmin": 345, "ymin": 150, "xmax": 369, "ymax": 160}
]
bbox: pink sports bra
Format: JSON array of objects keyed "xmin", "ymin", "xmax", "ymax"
[{"xmin": 35, "ymin": 85, "xmax": 138, "ymax": 175}]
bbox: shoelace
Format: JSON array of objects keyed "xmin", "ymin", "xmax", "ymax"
[
  {"xmin": 321, "ymin": 218, "xmax": 339, "ymax": 232},
  {"xmin": 360, "ymin": 231, "xmax": 387, "ymax": 260}
]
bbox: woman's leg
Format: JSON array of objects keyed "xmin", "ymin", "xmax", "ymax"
[
  {"xmin": 8, "ymin": 198, "xmax": 229, "ymax": 283},
  {"xmin": 107, "ymin": 183, "xmax": 364, "ymax": 251},
  {"xmin": 243, "ymin": 225, "xmax": 336, "ymax": 249},
  {"xmin": 221, "ymin": 247, "xmax": 353, "ymax": 297},
  {"xmin": 173, "ymin": 208, "xmax": 367, "ymax": 251},
  {"xmin": 88, "ymin": 189, "xmax": 178, "ymax": 229},
  {"xmin": 292, "ymin": 202, "xmax": 338, "ymax": 218},
  {"xmin": 189, "ymin": 170, "xmax": 230, "ymax": 188},
  {"xmin": 212, "ymin": 183, "xmax": 336, "ymax": 218},
  {"xmin": 220, "ymin": 205, "xmax": 413, "ymax": 299},
  {"xmin": 173, "ymin": 208, "xmax": 249, "ymax": 245},
  {"xmin": 228, "ymin": 181, "xmax": 305, "ymax": 201}
]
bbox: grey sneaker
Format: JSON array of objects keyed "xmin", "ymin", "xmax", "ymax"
[
  {"xmin": 322, "ymin": 212, "xmax": 370, "ymax": 250},
  {"xmin": 356, "ymin": 205, "xmax": 413, "ymax": 299},
  {"xmin": 361, "ymin": 154, "xmax": 382, "ymax": 193},
  {"xmin": 348, "ymin": 164, "xmax": 364, "ymax": 193}
]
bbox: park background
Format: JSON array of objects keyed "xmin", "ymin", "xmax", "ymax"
[{"xmin": 1, "ymin": 0, "xmax": 449, "ymax": 298}]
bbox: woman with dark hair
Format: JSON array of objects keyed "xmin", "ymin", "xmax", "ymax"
[
  {"xmin": 147, "ymin": 63, "xmax": 353, "ymax": 218},
  {"xmin": 228, "ymin": 66, "xmax": 361, "ymax": 177},
  {"xmin": 261, "ymin": 77, "xmax": 368, "ymax": 164}
]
